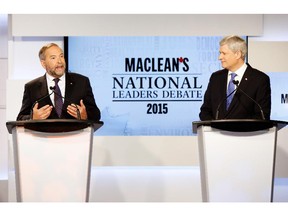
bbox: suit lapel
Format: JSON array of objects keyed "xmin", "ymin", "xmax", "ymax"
[
  {"xmin": 238, "ymin": 64, "xmax": 252, "ymax": 90},
  {"xmin": 63, "ymin": 73, "xmax": 76, "ymax": 107},
  {"xmin": 36, "ymin": 75, "xmax": 46, "ymax": 97},
  {"xmin": 219, "ymin": 70, "xmax": 229, "ymax": 115},
  {"xmin": 37, "ymin": 75, "xmax": 52, "ymax": 105},
  {"xmin": 220, "ymin": 70, "xmax": 228, "ymax": 98}
]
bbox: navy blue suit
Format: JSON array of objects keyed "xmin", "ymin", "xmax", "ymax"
[
  {"xmin": 199, "ymin": 64, "xmax": 271, "ymax": 120},
  {"xmin": 17, "ymin": 72, "xmax": 101, "ymax": 122}
]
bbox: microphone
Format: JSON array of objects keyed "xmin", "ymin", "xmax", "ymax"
[
  {"xmin": 50, "ymin": 86, "xmax": 56, "ymax": 91},
  {"xmin": 232, "ymin": 80, "xmax": 265, "ymax": 120},
  {"xmin": 30, "ymin": 87, "xmax": 55, "ymax": 119},
  {"xmin": 50, "ymin": 86, "xmax": 81, "ymax": 120},
  {"xmin": 232, "ymin": 80, "xmax": 239, "ymax": 85},
  {"xmin": 215, "ymin": 83, "xmax": 239, "ymax": 120}
]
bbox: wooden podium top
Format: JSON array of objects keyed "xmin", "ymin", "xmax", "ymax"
[
  {"xmin": 6, "ymin": 119, "xmax": 104, "ymax": 134},
  {"xmin": 192, "ymin": 119, "xmax": 288, "ymax": 133}
]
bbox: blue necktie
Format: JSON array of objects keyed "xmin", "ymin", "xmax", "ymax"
[
  {"xmin": 53, "ymin": 78, "xmax": 63, "ymax": 117},
  {"xmin": 226, "ymin": 73, "xmax": 237, "ymax": 110}
]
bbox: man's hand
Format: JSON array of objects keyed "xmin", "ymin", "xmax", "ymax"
[
  {"xmin": 32, "ymin": 103, "xmax": 53, "ymax": 120},
  {"xmin": 67, "ymin": 99, "xmax": 88, "ymax": 120}
]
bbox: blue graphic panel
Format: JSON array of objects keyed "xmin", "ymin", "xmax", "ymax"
[{"xmin": 68, "ymin": 36, "xmax": 229, "ymax": 135}]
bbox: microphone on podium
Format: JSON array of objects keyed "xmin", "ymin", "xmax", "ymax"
[{"xmin": 232, "ymin": 80, "xmax": 265, "ymax": 120}]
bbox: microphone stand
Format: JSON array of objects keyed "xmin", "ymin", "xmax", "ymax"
[
  {"xmin": 233, "ymin": 80, "xmax": 265, "ymax": 120},
  {"xmin": 30, "ymin": 89, "xmax": 54, "ymax": 119},
  {"xmin": 215, "ymin": 85, "xmax": 239, "ymax": 120},
  {"xmin": 30, "ymin": 86, "xmax": 81, "ymax": 120}
]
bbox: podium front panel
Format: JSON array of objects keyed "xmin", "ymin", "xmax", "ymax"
[
  {"xmin": 12, "ymin": 126, "xmax": 94, "ymax": 202},
  {"xmin": 198, "ymin": 125, "xmax": 277, "ymax": 202}
]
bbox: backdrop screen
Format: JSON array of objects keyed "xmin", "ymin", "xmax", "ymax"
[{"xmin": 67, "ymin": 36, "xmax": 245, "ymax": 136}]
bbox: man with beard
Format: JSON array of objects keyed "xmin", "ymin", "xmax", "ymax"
[{"xmin": 17, "ymin": 43, "xmax": 101, "ymax": 122}]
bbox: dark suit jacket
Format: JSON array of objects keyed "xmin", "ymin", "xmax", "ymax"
[
  {"xmin": 17, "ymin": 72, "xmax": 101, "ymax": 122},
  {"xmin": 199, "ymin": 64, "xmax": 271, "ymax": 120}
]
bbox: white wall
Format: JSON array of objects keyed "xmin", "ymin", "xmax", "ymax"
[
  {"xmin": 3, "ymin": 14, "xmax": 288, "ymax": 202},
  {"xmin": 11, "ymin": 14, "xmax": 263, "ymax": 36},
  {"xmin": 0, "ymin": 14, "xmax": 8, "ymax": 202}
]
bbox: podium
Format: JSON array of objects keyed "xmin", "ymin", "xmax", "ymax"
[
  {"xmin": 193, "ymin": 119, "xmax": 287, "ymax": 202},
  {"xmin": 6, "ymin": 119, "xmax": 103, "ymax": 202}
]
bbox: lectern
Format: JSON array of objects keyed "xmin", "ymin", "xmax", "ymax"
[
  {"xmin": 6, "ymin": 119, "xmax": 103, "ymax": 202},
  {"xmin": 193, "ymin": 119, "xmax": 287, "ymax": 202}
]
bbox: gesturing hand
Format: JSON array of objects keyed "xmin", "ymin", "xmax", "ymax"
[
  {"xmin": 32, "ymin": 103, "xmax": 53, "ymax": 120},
  {"xmin": 67, "ymin": 99, "xmax": 88, "ymax": 120}
]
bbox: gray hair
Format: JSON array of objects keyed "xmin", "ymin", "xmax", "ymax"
[
  {"xmin": 38, "ymin": 43, "xmax": 61, "ymax": 60},
  {"xmin": 220, "ymin": 35, "xmax": 247, "ymax": 60}
]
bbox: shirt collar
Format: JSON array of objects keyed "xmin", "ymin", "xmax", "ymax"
[
  {"xmin": 46, "ymin": 73, "xmax": 65, "ymax": 82},
  {"xmin": 228, "ymin": 63, "xmax": 247, "ymax": 82}
]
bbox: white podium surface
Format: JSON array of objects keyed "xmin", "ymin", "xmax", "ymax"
[
  {"xmin": 197, "ymin": 125, "xmax": 277, "ymax": 202},
  {"xmin": 11, "ymin": 125, "xmax": 94, "ymax": 202}
]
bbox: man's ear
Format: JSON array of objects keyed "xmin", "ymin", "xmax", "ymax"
[{"xmin": 236, "ymin": 50, "xmax": 242, "ymax": 60}]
